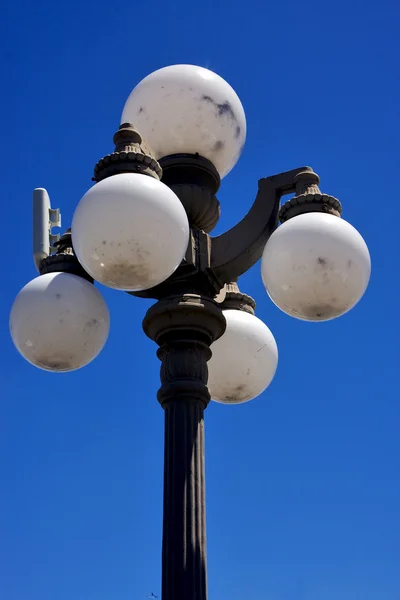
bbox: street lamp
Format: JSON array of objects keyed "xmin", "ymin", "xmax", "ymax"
[{"xmin": 10, "ymin": 64, "xmax": 371, "ymax": 599}]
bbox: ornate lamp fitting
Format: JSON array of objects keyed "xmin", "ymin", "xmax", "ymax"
[
  {"xmin": 39, "ymin": 228, "xmax": 93, "ymax": 282},
  {"xmin": 218, "ymin": 281, "xmax": 256, "ymax": 315},
  {"xmin": 279, "ymin": 170, "xmax": 342, "ymax": 223},
  {"xmin": 93, "ymin": 123, "xmax": 162, "ymax": 182}
]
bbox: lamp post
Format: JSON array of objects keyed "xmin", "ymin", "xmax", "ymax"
[{"xmin": 10, "ymin": 65, "xmax": 371, "ymax": 600}]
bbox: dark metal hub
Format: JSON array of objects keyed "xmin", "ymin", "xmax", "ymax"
[{"xmin": 160, "ymin": 154, "xmax": 221, "ymax": 233}]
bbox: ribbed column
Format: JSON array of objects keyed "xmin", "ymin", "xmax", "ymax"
[
  {"xmin": 142, "ymin": 294, "xmax": 226, "ymax": 600},
  {"xmin": 162, "ymin": 396, "xmax": 207, "ymax": 600},
  {"xmin": 157, "ymin": 338, "xmax": 211, "ymax": 600}
]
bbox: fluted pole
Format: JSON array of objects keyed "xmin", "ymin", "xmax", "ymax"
[
  {"xmin": 159, "ymin": 342, "xmax": 209, "ymax": 599},
  {"xmin": 143, "ymin": 294, "xmax": 226, "ymax": 600}
]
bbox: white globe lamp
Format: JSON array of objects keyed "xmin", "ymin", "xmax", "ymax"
[
  {"xmin": 72, "ymin": 173, "xmax": 189, "ymax": 292},
  {"xmin": 10, "ymin": 272, "xmax": 110, "ymax": 372},
  {"xmin": 121, "ymin": 64, "xmax": 246, "ymax": 178},
  {"xmin": 208, "ymin": 306, "xmax": 278, "ymax": 404},
  {"xmin": 261, "ymin": 212, "xmax": 371, "ymax": 321}
]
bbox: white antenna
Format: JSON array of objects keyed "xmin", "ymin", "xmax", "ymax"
[{"xmin": 32, "ymin": 188, "xmax": 61, "ymax": 272}]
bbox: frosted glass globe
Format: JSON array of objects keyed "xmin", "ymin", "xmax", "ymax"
[
  {"xmin": 261, "ymin": 213, "xmax": 371, "ymax": 321},
  {"xmin": 72, "ymin": 173, "xmax": 189, "ymax": 291},
  {"xmin": 10, "ymin": 272, "xmax": 110, "ymax": 372},
  {"xmin": 121, "ymin": 64, "xmax": 246, "ymax": 178},
  {"xmin": 208, "ymin": 310, "xmax": 278, "ymax": 404}
]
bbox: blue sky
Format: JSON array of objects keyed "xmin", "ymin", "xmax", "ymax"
[{"xmin": 1, "ymin": 0, "xmax": 399, "ymax": 599}]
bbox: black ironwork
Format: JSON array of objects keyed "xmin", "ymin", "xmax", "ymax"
[{"xmin": 52, "ymin": 123, "xmax": 342, "ymax": 600}]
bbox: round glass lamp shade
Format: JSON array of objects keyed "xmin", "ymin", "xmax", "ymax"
[
  {"xmin": 72, "ymin": 173, "xmax": 189, "ymax": 291},
  {"xmin": 10, "ymin": 272, "xmax": 110, "ymax": 372},
  {"xmin": 207, "ymin": 309, "xmax": 278, "ymax": 404},
  {"xmin": 261, "ymin": 213, "xmax": 371, "ymax": 321},
  {"xmin": 121, "ymin": 64, "xmax": 246, "ymax": 178}
]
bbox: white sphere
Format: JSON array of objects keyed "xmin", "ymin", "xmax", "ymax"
[
  {"xmin": 208, "ymin": 310, "xmax": 278, "ymax": 404},
  {"xmin": 261, "ymin": 213, "xmax": 371, "ymax": 321},
  {"xmin": 72, "ymin": 173, "xmax": 189, "ymax": 291},
  {"xmin": 121, "ymin": 64, "xmax": 246, "ymax": 178},
  {"xmin": 10, "ymin": 272, "xmax": 110, "ymax": 372}
]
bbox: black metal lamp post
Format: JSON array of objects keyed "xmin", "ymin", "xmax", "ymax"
[{"xmin": 10, "ymin": 65, "xmax": 371, "ymax": 600}]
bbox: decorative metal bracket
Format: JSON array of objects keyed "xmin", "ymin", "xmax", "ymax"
[
  {"xmin": 129, "ymin": 166, "xmax": 337, "ymax": 300},
  {"xmin": 210, "ymin": 166, "xmax": 316, "ymax": 284},
  {"xmin": 32, "ymin": 188, "xmax": 61, "ymax": 272},
  {"xmin": 88, "ymin": 128, "xmax": 341, "ymax": 302}
]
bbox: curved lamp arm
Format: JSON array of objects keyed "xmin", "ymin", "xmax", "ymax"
[{"xmin": 210, "ymin": 166, "xmax": 315, "ymax": 284}]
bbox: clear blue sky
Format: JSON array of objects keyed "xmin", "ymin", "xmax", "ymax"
[{"xmin": 1, "ymin": 0, "xmax": 399, "ymax": 599}]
